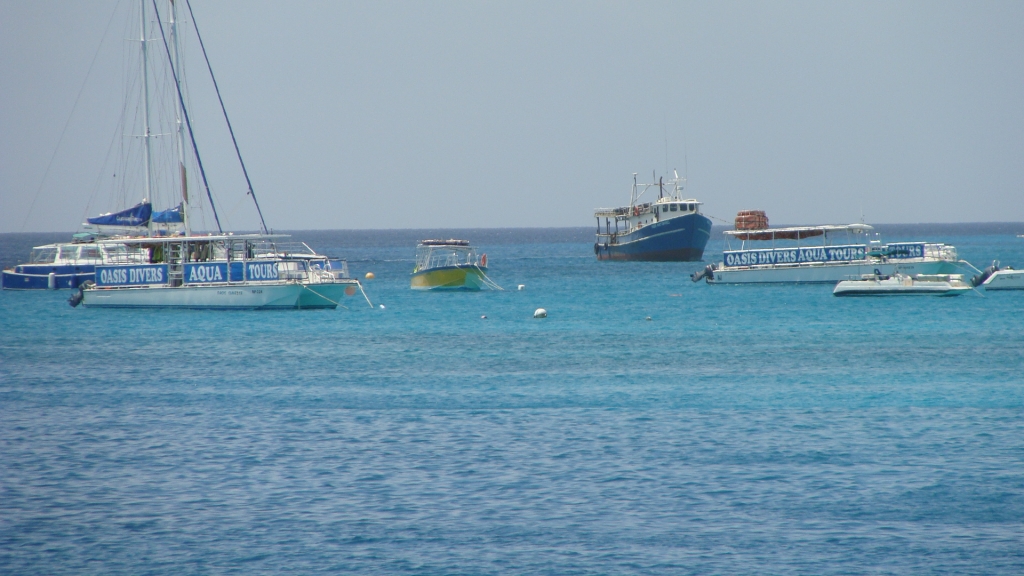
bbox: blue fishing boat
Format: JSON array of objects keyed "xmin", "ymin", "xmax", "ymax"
[{"xmin": 594, "ymin": 173, "xmax": 712, "ymax": 261}]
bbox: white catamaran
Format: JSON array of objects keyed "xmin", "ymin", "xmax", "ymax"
[
  {"xmin": 693, "ymin": 211, "xmax": 965, "ymax": 285},
  {"xmin": 70, "ymin": 0, "xmax": 365, "ymax": 310}
]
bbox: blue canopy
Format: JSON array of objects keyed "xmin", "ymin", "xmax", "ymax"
[
  {"xmin": 152, "ymin": 204, "xmax": 184, "ymax": 223},
  {"xmin": 87, "ymin": 202, "xmax": 152, "ymax": 226}
]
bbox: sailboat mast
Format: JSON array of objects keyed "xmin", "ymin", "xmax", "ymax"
[
  {"xmin": 168, "ymin": 0, "xmax": 190, "ymax": 235},
  {"xmin": 139, "ymin": 0, "xmax": 154, "ymax": 236}
]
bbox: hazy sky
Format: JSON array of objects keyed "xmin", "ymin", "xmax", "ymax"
[{"xmin": 2, "ymin": 0, "xmax": 1022, "ymax": 232}]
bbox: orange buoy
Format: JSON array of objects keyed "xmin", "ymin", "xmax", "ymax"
[
  {"xmin": 480, "ymin": 253, "xmax": 487, "ymax": 267},
  {"xmin": 345, "ymin": 286, "xmax": 357, "ymax": 296}
]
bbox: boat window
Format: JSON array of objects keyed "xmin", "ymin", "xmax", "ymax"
[
  {"xmin": 58, "ymin": 246, "xmax": 78, "ymax": 260},
  {"xmin": 670, "ymin": 204, "xmax": 678, "ymax": 212},
  {"xmin": 80, "ymin": 246, "xmax": 101, "ymax": 260},
  {"xmin": 30, "ymin": 248, "xmax": 57, "ymax": 263},
  {"xmin": 687, "ymin": 203, "xmax": 694, "ymax": 211}
]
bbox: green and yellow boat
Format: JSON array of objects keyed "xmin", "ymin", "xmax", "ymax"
[{"xmin": 411, "ymin": 239, "xmax": 489, "ymax": 291}]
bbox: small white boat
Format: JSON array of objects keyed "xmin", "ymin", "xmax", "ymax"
[
  {"xmin": 978, "ymin": 267, "xmax": 1024, "ymax": 290},
  {"xmin": 833, "ymin": 272, "xmax": 972, "ymax": 297}
]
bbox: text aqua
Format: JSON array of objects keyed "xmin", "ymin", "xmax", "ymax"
[{"xmin": 184, "ymin": 263, "xmax": 227, "ymax": 284}]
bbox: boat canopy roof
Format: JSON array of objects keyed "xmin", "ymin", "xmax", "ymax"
[
  {"xmin": 86, "ymin": 202, "xmax": 152, "ymax": 226},
  {"xmin": 725, "ymin": 223, "xmax": 873, "ymax": 241},
  {"xmin": 418, "ymin": 239, "xmax": 471, "ymax": 247}
]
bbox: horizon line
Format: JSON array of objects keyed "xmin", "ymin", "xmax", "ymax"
[{"xmin": 4, "ymin": 221, "xmax": 1024, "ymax": 235}]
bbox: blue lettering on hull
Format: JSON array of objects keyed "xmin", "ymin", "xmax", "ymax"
[
  {"xmin": 723, "ymin": 245, "xmax": 867, "ymax": 268},
  {"xmin": 883, "ymin": 243, "xmax": 926, "ymax": 259},
  {"xmin": 184, "ymin": 263, "xmax": 227, "ymax": 284},
  {"xmin": 94, "ymin": 265, "xmax": 168, "ymax": 286},
  {"xmin": 246, "ymin": 262, "xmax": 279, "ymax": 280}
]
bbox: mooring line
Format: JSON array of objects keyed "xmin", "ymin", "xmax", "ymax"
[{"xmin": 301, "ymin": 284, "xmax": 347, "ymax": 309}]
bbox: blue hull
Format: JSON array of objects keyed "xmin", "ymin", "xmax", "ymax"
[
  {"xmin": 2, "ymin": 264, "xmax": 96, "ymax": 290},
  {"xmin": 595, "ymin": 213, "xmax": 713, "ymax": 261}
]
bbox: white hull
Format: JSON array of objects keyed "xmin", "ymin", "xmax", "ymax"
[
  {"xmin": 981, "ymin": 269, "xmax": 1024, "ymax": 290},
  {"xmin": 709, "ymin": 260, "xmax": 958, "ymax": 284},
  {"xmin": 834, "ymin": 275, "xmax": 971, "ymax": 297},
  {"xmin": 82, "ymin": 281, "xmax": 355, "ymax": 309}
]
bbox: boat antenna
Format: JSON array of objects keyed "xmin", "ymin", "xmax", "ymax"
[
  {"xmin": 168, "ymin": 0, "xmax": 191, "ymax": 235},
  {"xmin": 185, "ymin": 0, "xmax": 269, "ymax": 234},
  {"xmin": 150, "ymin": 0, "xmax": 222, "ymax": 233},
  {"xmin": 140, "ymin": 0, "xmax": 155, "ymax": 236},
  {"xmin": 683, "ymin": 134, "xmax": 689, "ymax": 192},
  {"xmin": 663, "ymin": 121, "xmax": 669, "ymax": 175}
]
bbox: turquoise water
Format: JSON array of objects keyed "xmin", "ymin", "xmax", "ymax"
[{"xmin": 2, "ymin": 226, "xmax": 1023, "ymax": 574}]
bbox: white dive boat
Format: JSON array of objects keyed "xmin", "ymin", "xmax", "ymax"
[
  {"xmin": 971, "ymin": 261, "xmax": 1024, "ymax": 291},
  {"xmin": 833, "ymin": 272, "xmax": 973, "ymax": 297},
  {"xmin": 75, "ymin": 235, "xmax": 363, "ymax": 309},
  {"xmin": 67, "ymin": 0, "xmax": 365, "ymax": 310},
  {"xmin": 692, "ymin": 211, "xmax": 962, "ymax": 284}
]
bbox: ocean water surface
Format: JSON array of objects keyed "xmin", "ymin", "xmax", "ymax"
[{"xmin": 1, "ymin": 225, "xmax": 1023, "ymax": 574}]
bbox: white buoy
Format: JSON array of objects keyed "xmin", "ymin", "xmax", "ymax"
[
  {"xmin": 518, "ymin": 284, "xmax": 525, "ymax": 291},
  {"xmin": 533, "ymin": 308, "xmax": 547, "ymax": 318},
  {"xmin": 481, "ymin": 315, "xmax": 487, "ymax": 319},
  {"xmin": 645, "ymin": 316, "xmax": 652, "ymax": 321},
  {"xmin": 48, "ymin": 272, "xmax": 57, "ymax": 290},
  {"xmin": 379, "ymin": 304, "xmax": 385, "ymax": 309}
]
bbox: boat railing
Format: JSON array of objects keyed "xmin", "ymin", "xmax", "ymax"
[
  {"xmin": 100, "ymin": 245, "xmax": 153, "ymax": 265},
  {"xmin": 250, "ymin": 241, "xmax": 319, "ymax": 259},
  {"xmin": 926, "ymin": 244, "xmax": 957, "ymax": 261},
  {"xmin": 417, "ymin": 247, "xmax": 476, "ymax": 270},
  {"xmin": 308, "ymin": 267, "xmax": 339, "ymax": 284},
  {"xmin": 327, "ymin": 259, "xmax": 350, "ymax": 279}
]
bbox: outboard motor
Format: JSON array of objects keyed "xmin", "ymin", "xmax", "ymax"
[
  {"xmin": 691, "ymin": 264, "xmax": 716, "ymax": 283},
  {"xmin": 68, "ymin": 281, "xmax": 93, "ymax": 308},
  {"xmin": 971, "ymin": 261, "xmax": 1000, "ymax": 287}
]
